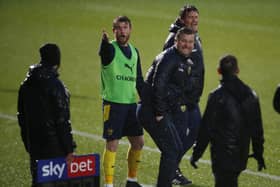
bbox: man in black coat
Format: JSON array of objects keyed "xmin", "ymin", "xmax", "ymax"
[
  {"xmin": 17, "ymin": 43, "xmax": 76, "ymax": 187},
  {"xmin": 137, "ymin": 28, "xmax": 196, "ymax": 187},
  {"xmin": 190, "ymin": 55, "xmax": 266, "ymax": 187}
]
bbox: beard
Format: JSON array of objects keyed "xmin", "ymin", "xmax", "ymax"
[{"xmin": 117, "ymin": 34, "xmax": 130, "ymax": 46}]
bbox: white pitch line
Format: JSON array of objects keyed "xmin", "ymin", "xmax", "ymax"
[
  {"xmin": 1, "ymin": 113, "xmax": 280, "ymax": 182},
  {"xmin": 72, "ymin": 130, "xmax": 280, "ymax": 181},
  {"xmin": 0, "ymin": 113, "xmax": 17, "ymax": 121}
]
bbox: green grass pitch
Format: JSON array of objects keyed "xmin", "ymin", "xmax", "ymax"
[{"xmin": 0, "ymin": 0, "xmax": 280, "ymax": 186}]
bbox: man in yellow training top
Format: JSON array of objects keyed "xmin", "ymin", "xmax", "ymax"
[{"xmin": 98, "ymin": 15, "xmax": 144, "ymax": 187}]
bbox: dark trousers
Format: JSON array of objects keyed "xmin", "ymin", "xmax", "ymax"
[
  {"xmin": 172, "ymin": 104, "xmax": 201, "ymax": 162},
  {"xmin": 137, "ymin": 104, "xmax": 183, "ymax": 187},
  {"xmin": 214, "ymin": 171, "xmax": 241, "ymax": 187}
]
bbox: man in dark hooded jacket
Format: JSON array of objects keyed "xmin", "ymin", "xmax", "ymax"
[
  {"xmin": 190, "ymin": 55, "xmax": 266, "ymax": 187},
  {"xmin": 137, "ymin": 28, "xmax": 196, "ymax": 187},
  {"xmin": 17, "ymin": 43, "xmax": 76, "ymax": 187},
  {"xmin": 163, "ymin": 4, "xmax": 204, "ymax": 185}
]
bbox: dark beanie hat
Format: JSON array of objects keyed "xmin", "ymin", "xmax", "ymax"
[{"xmin": 39, "ymin": 43, "xmax": 61, "ymax": 67}]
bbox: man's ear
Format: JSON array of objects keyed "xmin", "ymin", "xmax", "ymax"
[
  {"xmin": 236, "ymin": 67, "xmax": 240, "ymax": 74},
  {"xmin": 217, "ymin": 67, "xmax": 222, "ymax": 74}
]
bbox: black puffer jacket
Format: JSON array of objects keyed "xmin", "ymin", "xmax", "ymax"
[
  {"xmin": 144, "ymin": 46, "xmax": 194, "ymax": 115},
  {"xmin": 192, "ymin": 75, "xmax": 264, "ymax": 172},
  {"xmin": 163, "ymin": 19, "xmax": 204, "ymax": 103},
  {"xmin": 17, "ymin": 64, "xmax": 75, "ymax": 159}
]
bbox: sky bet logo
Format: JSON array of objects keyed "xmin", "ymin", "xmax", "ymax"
[{"xmin": 37, "ymin": 154, "xmax": 99, "ymax": 183}]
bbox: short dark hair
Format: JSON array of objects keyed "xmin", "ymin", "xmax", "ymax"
[
  {"xmin": 175, "ymin": 27, "xmax": 194, "ymax": 41},
  {"xmin": 219, "ymin": 54, "xmax": 238, "ymax": 76},
  {"xmin": 113, "ymin": 16, "xmax": 131, "ymax": 29},
  {"xmin": 179, "ymin": 4, "xmax": 199, "ymax": 19}
]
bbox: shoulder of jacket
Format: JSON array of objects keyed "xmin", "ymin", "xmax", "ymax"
[
  {"xmin": 208, "ymin": 85, "xmax": 230, "ymax": 103},
  {"xmin": 46, "ymin": 77, "xmax": 65, "ymax": 91},
  {"xmin": 210, "ymin": 84, "xmax": 223, "ymax": 95},
  {"xmin": 244, "ymin": 89, "xmax": 259, "ymax": 105},
  {"xmin": 155, "ymin": 51, "xmax": 165, "ymax": 62},
  {"xmin": 251, "ymin": 89, "xmax": 258, "ymax": 98}
]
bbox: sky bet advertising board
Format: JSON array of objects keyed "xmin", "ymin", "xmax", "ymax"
[{"xmin": 37, "ymin": 154, "xmax": 99, "ymax": 183}]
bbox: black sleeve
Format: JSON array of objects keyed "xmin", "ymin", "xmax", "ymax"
[
  {"xmin": 187, "ymin": 51, "xmax": 205, "ymax": 103},
  {"xmin": 192, "ymin": 93, "xmax": 213, "ymax": 161},
  {"xmin": 242, "ymin": 93, "xmax": 264, "ymax": 158},
  {"xmin": 163, "ymin": 33, "xmax": 176, "ymax": 51},
  {"xmin": 249, "ymin": 96, "xmax": 265, "ymax": 158},
  {"xmin": 152, "ymin": 56, "xmax": 177, "ymax": 115},
  {"xmin": 135, "ymin": 48, "xmax": 144, "ymax": 99},
  {"xmin": 17, "ymin": 84, "xmax": 29, "ymax": 152},
  {"xmin": 98, "ymin": 39, "xmax": 115, "ymax": 66},
  {"xmin": 273, "ymin": 84, "xmax": 280, "ymax": 113},
  {"xmin": 51, "ymin": 80, "xmax": 75, "ymax": 154}
]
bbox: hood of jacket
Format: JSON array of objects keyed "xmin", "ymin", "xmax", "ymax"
[
  {"xmin": 221, "ymin": 75, "xmax": 251, "ymax": 104},
  {"xmin": 169, "ymin": 18, "xmax": 185, "ymax": 33}
]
